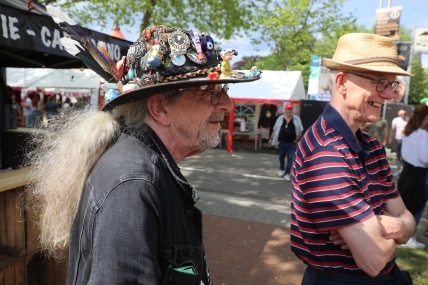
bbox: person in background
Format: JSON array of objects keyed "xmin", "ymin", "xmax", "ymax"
[
  {"xmin": 7, "ymin": 86, "xmax": 23, "ymax": 127},
  {"xmin": 26, "ymin": 92, "xmax": 43, "ymax": 128},
  {"xmin": 397, "ymin": 104, "xmax": 428, "ymax": 249},
  {"xmin": 62, "ymin": 97, "xmax": 73, "ymax": 115},
  {"xmin": 23, "ymin": 94, "xmax": 33, "ymax": 126},
  {"xmin": 291, "ymin": 33, "xmax": 416, "ymax": 285},
  {"xmin": 269, "ymin": 103, "xmax": 303, "ymax": 181},
  {"xmin": 45, "ymin": 95, "xmax": 59, "ymax": 118},
  {"xmin": 258, "ymin": 103, "xmax": 278, "ymax": 144},
  {"xmin": 26, "ymin": 21, "xmax": 261, "ymax": 285},
  {"xmin": 389, "ymin": 107, "xmax": 409, "ymax": 176},
  {"xmin": 368, "ymin": 107, "xmax": 389, "ymax": 146}
]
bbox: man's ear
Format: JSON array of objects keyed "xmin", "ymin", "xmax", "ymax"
[
  {"xmin": 335, "ymin": 72, "xmax": 347, "ymax": 96},
  {"xmin": 147, "ymin": 95, "xmax": 170, "ymax": 126}
]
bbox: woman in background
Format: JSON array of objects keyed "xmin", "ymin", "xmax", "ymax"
[{"xmin": 398, "ymin": 104, "xmax": 428, "ymax": 249}]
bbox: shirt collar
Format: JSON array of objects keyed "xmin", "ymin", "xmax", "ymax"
[{"xmin": 322, "ymin": 103, "xmax": 367, "ymax": 155}]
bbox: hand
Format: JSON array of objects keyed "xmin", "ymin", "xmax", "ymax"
[
  {"xmin": 377, "ymin": 214, "xmax": 404, "ymax": 240},
  {"xmin": 329, "ymin": 230, "xmax": 349, "ymax": 250}
]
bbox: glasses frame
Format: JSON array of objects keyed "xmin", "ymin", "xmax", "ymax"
[
  {"xmin": 345, "ymin": 71, "xmax": 400, "ymax": 92},
  {"xmin": 180, "ymin": 84, "xmax": 228, "ymax": 105}
]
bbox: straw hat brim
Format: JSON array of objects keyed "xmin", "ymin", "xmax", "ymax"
[
  {"xmin": 323, "ymin": 58, "xmax": 412, "ymax": 76},
  {"xmin": 101, "ymin": 76, "xmax": 259, "ymax": 111}
]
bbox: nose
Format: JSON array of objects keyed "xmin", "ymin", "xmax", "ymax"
[
  {"xmin": 379, "ymin": 86, "xmax": 395, "ymax": 100},
  {"xmin": 216, "ymin": 88, "xmax": 233, "ymax": 112}
]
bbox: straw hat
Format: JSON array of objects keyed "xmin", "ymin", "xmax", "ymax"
[{"xmin": 323, "ymin": 33, "xmax": 412, "ymax": 76}]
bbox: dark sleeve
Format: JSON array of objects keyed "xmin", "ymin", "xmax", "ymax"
[{"xmin": 90, "ymin": 179, "xmax": 161, "ymax": 284}]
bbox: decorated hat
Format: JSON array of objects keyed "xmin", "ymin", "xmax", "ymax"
[
  {"xmin": 45, "ymin": 6, "xmax": 262, "ymax": 111},
  {"xmin": 323, "ymin": 33, "xmax": 412, "ymax": 76}
]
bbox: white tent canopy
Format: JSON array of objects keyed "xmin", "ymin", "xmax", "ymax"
[
  {"xmin": 228, "ymin": 70, "xmax": 306, "ymax": 103},
  {"xmin": 6, "ymin": 67, "xmax": 109, "ymax": 94}
]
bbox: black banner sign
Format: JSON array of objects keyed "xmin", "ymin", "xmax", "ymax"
[{"xmin": 0, "ymin": 2, "xmax": 132, "ymax": 67}]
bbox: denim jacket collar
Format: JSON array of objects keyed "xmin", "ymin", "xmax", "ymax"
[{"xmin": 134, "ymin": 126, "xmax": 200, "ymax": 203}]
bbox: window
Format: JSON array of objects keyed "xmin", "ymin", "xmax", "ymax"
[{"xmin": 235, "ymin": 104, "xmax": 256, "ymax": 132}]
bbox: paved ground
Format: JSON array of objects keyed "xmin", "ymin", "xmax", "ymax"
[{"xmin": 178, "ymin": 143, "xmax": 428, "ymax": 285}]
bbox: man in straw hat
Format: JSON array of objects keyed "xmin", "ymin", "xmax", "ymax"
[
  {"xmin": 26, "ymin": 7, "xmax": 261, "ymax": 284},
  {"xmin": 290, "ymin": 33, "xmax": 416, "ymax": 284}
]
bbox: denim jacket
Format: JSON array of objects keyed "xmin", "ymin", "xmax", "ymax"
[{"xmin": 67, "ymin": 128, "xmax": 212, "ymax": 285}]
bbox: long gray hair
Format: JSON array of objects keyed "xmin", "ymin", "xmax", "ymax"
[{"xmin": 26, "ymin": 98, "xmax": 150, "ymax": 260}]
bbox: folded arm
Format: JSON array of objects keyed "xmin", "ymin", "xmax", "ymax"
[
  {"xmin": 336, "ymin": 215, "xmax": 395, "ymax": 277},
  {"xmin": 332, "ymin": 197, "xmax": 415, "ymax": 277}
]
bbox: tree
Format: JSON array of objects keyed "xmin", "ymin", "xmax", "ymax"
[
  {"xmin": 238, "ymin": 0, "xmax": 364, "ymax": 90},
  {"xmin": 407, "ymin": 53, "xmax": 428, "ymax": 105},
  {"xmin": 39, "ymin": 0, "xmax": 264, "ymax": 40},
  {"xmin": 398, "ymin": 25, "xmax": 413, "ymax": 42}
]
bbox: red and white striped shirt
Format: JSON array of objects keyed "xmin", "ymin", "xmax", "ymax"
[{"xmin": 290, "ymin": 104, "xmax": 398, "ymax": 275}]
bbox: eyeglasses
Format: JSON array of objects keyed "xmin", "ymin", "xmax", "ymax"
[
  {"xmin": 346, "ymin": 72, "xmax": 400, "ymax": 92},
  {"xmin": 181, "ymin": 84, "xmax": 228, "ymax": 105}
]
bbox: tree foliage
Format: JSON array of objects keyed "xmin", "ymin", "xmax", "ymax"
[
  {"xmin": 39, "ymin": 0, "xmax": 264, "ymax": 40},
  {"xmin": 408, "ymin": 53, "xmax": 428, "ymax": 105},
  {"xmin": 255, "ymin": 0, "xmax": 358, "ymax": 67},
  {"xmin": 39, "ymin": 0, "xmax": 428, "ymax": 98},
  {"xmin": 241, "ymin": 0, "xmax": 365, "ymax": 90}
]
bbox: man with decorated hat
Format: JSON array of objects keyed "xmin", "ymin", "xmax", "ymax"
[
  {"xmin": 290, "ymin": 33, "xmax": 416, "ymax": 284},
  {"xmin": 26, "ymin": 6, "xmax": 261, "ymax": 285}
]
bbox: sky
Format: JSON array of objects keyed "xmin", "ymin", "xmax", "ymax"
[{"xmin": 96, "ymin": 0, "xmax": 428, "ymax": 64}]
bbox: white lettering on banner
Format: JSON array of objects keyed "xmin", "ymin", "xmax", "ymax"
[
  {"xmin": 0, "ymin": 12, "xmax": 122, "ymax": 59},
  {"xmin": 106, "ymin": 42, "xmax": 120, "ymax": 61},
  {"xmin": 51, "ymin": 29, "xmax": 62, "ymax": 49},
  {"xmin": 41, "ymin": 26, "xmax": 51, "ymax": 47},
  {"xmin": 1, "ymin": 14, "xmax": 7, "ymax": 38},
  {"xmin": 8, "ymin": 16, "xmax": 19, "ymax": 40},
  {"xmin": 0, "ymin": 14, "xmax": 20, "ymax": 40},
  {"xmin": 41, "ymin": 26, "xmax": 64, "ymax": 50}
]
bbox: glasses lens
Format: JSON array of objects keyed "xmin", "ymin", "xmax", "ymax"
[
  {"xmin": 211, "ymin": 84, "xmax": 222, "ymax": 105},
  {"xmin": 377, "ymin": 79, "xmax": 389, "ymax": 92},
  {"xmin": 211, "ymin": 84, "xmax": 228, "ymax": 105},
  {"xmin": 391, "ymin": 81, "xmax": 399, "ymax": 92}
]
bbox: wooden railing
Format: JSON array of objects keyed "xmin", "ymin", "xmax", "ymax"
[{"xmin": 1, "ymin": 162, "xmax": 67, "ymax": 283}]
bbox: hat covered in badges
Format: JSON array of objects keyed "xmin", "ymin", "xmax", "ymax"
[
  {"xmin": 323, "ymin": 33, "xmax": 412, "ymax": 76},
  {"xmin": 101, "ymin": 27, "xmax": 261, "ymax": 110},
  {"xmin": 45, "ymin": 5, "xmax": 262, "ymax": 111}
]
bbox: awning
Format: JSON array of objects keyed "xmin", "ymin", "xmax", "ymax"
[
  {"xmin": 0, "ymin": 0, "xmax": 132, "ymax": 68},
  {"xmin": 228, "ymin": 70, "xmax": 306, "ymax": 104}
]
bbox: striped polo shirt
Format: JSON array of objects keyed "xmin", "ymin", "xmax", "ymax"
[{"xmin": 290, "ymin": 103, "xmax": 399, "ymax": 275}]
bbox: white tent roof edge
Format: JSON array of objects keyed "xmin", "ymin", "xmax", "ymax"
[{"xmin": 227, "ymin": 70, "xmax": 306, "ymax": 102}]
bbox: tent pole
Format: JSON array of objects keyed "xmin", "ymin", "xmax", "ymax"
[{"xmin": 227, "ymin": 101, "xmax": 235, "ymax": 153}]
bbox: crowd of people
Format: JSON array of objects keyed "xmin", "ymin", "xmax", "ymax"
[{"xmin": 15, "ymin": 91, "xmax": 88, "ymax": 128}]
